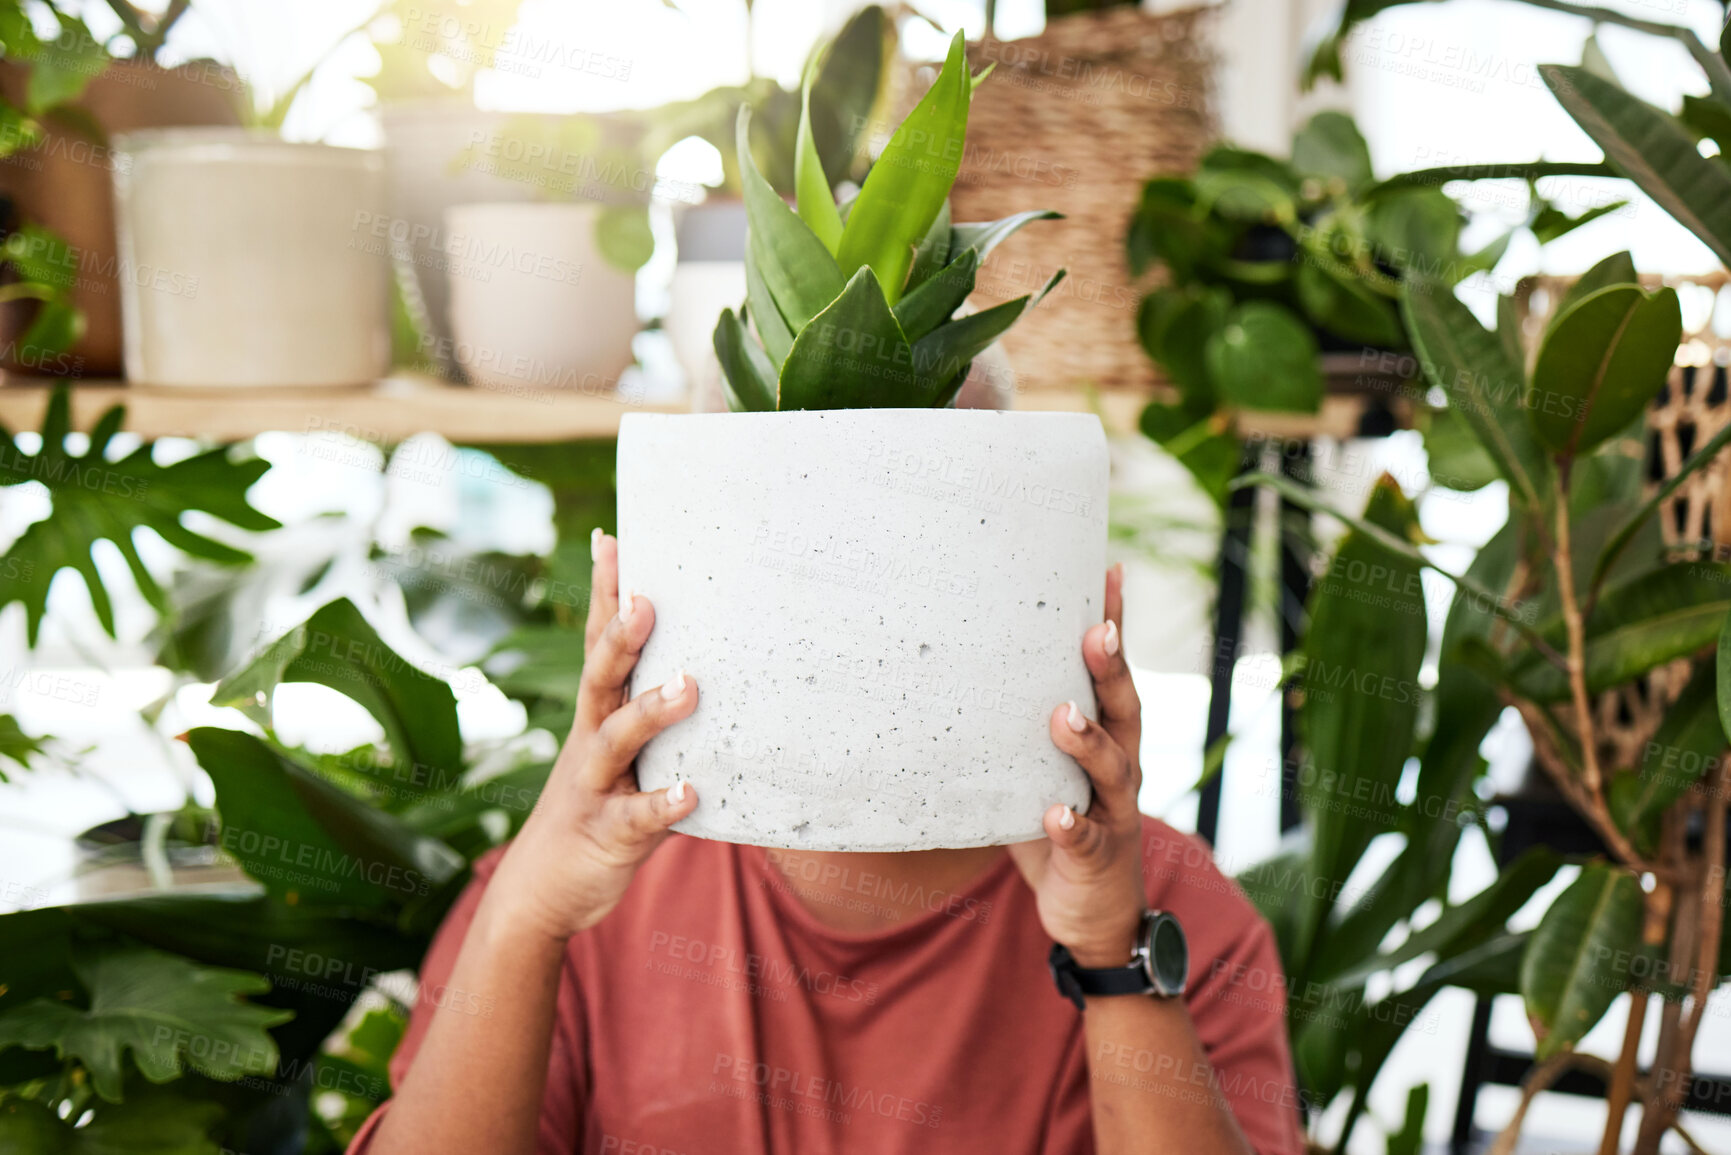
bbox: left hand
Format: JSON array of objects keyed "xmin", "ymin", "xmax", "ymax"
[{"xmin": 1009, "ymin": 563, "xmax": 1148, "ymax": 968}]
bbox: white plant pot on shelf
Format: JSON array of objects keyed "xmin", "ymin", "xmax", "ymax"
[
  {"xmin": 112, "ymin": 129, "xmax": 388, "ymax": 387},
  {"xmin": 617, "ymin": 409, "xmax": 1109, "ymax": 852},
  {"xmin": 444, "ymin": 202, "xmax": 638, "ymax": 396}
]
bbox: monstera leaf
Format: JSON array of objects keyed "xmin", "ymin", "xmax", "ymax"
[
  {"xmin": 0, "ymin": 387, "xmax": 280, "ymax": 644},
  {"xmin": 0, "ymin": 942, "xmax": 289, "ymax": 1102}
]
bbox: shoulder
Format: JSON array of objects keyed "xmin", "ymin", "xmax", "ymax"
[{"xmin": 1135, "ymin": 817, "xmax": 1279, "ymax": 968}]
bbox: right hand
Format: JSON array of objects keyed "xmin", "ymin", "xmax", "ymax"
[{"xmin": 489, "ymin": 529, "xmax": 699, "ymax": 943}]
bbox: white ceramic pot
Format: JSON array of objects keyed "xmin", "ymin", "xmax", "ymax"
[
  {"xmin": 443, "ymin": 202, "xmax": 638, "ymax": 396},
  {"xmin": 617, "ymin": 409, "xmax": 1109, "ymax": 851},
  {"xmin": 665, "ymin": 260, "xmax": 744, "ymax": 407},
  {"xmin": 112, "ymin": 129, "xmax": 388, "ymax": 387},
  {"xmin": 377, "ymin": 105, "xmax": 542, "ymax": 367}
]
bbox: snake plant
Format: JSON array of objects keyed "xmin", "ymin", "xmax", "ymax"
[{"xmin": 713, "ymin": 32, "xmax": 1065, "ymax": 411}]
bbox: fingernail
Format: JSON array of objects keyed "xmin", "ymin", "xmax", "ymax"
[
  {"xmin": 1065, "ymin": 701, "xmax": 1086, "ymax": 732},
  {"xmin": 618, "ymin": 587, "xmax": 634, "ymax": 623},
  {"xmin": 591, "ymin": 527, "xmax": 603, "ymax": 556},
  {"xmin": 1102, "ymin": 620, "xmax": 1120, "ymax": 657},
  {"xmin": 671, "ymin": 779, "xmax": 687, "ymax": 803},
  {"xmin": 660, "ymin": 668, "xmax": 687, "ymax": 701},
  {"xmin": 1059, "ymin": 806, "xmax": 1076, "ymax": 830}
]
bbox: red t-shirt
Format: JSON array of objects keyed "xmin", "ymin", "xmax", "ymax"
[{"xmin": 349, "ymin": 816, "xmax": 1304, "ymax": 1155}]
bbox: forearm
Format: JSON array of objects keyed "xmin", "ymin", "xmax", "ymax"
[
  {"xmin": 366, "ymin": 888, "xmax": 569, "ymax": 1155},
  {"xmin": 1084, "ymin": 996, "xmax": 1256, "ymax": 1155}
]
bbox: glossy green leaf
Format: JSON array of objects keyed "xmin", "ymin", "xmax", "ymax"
[
  {"xmin": 1422, "ymin": 405, "xmax": 1499, "ymax": 492},
  {"xmin": 0, "ymin": 942, "xmax": 289, "ymax": 1102},
  {"xmin": 1291, "ymin": 110, "xmax": 1374, "ymax": 190},
  {"xmin": 1528, "ymin": 196, "xmax": 1628, "ymax": 247},
  {"xmin": 187, "ymin": 726, "xmax": 465, "ymax": 909},
  {"xmin": 212, "ymin": 598, "xmax": 463, "ymax": 779},
  {"xmin": 1550, "ymin": 251, "xmax": 1638, "ymax": 325},
  {"xmin": 1139, "ymin": 285, "xmax": 1229, "ymax": 408},
  {"xmin": 743, "ymin": 253, "xmax": 793, "ymax": 366},
  {"xmin": 1205, "ymin": 301, "xmax": 1322, "ymax": 413},
  {"xmin": 1293, "ymin": 478, "xmax": 1427, "ymax": 974},
  {"xmin": 1138, "ymin": 402, "xmax": 1239, "ymax": 508},
  {"xmin": 1366, "ymin": 187, "xmax": 1461, "ymax": 274},
  {"xmin": 949, "ymin": 209, "xmax": 1063, "ymax": 263},
  {"xmin": 805, "ymin": 4, "xmax": 888, "ymax": 184},
  {"xmin": 713, "ymin": 306, "xmax": 779, "ymax": 412},
  {"xmin": 1541, "ymin": 64, "xmax": 1731, "ymax": 267},
  {"xmin": 737, "ymin": 107, "xmax": 844, "ymax": 330},
  {"xmin": 1527, "ymin": 284, "xmax": 1681, "ymax": 457},
  {"xmin": 1679, "ymin": 93, "xmax": 1731, "ymax": 157},
  {"xmin": 1520, "ymin": 861, "xmax": 1644, "ymax": 1059},
  {"xmin": 835, "ymin": 32, "xmax": 970, "ymax": 303},
  {"xmin": 1195, "ymin": 146, "xmax": 1302, "ymax": 220},
  {"xmin": 893, "ymin": 246, "xmax": 978, "ymax": 341},
  {"xmin": 777, "ymin": 267, "xmax": 921, "ymax": 410},
  {"xmin": 1591, "ymin": 420, "xmax": 1731, "ymax": 594},
  {"xmin": 1126, "ymin": 178, "xmax": 1220, "ymax": 280},
  {"xmin": 1514, "ymin": 564, "xmax": 1731, "ymax": 701},
  {"xmin": 1402, "ymin": 282, "xmax": 1549, "ymax": 509},
  {"xmin": 1612, "ymin": 664, "xmax": 1723, "ymax": 854},
  {"xmin": 911, "ymin": 271, "xmax": 1064, "ymax": 407},
  {"xmin": 904, "ymin": 200, "xmax": 951, "ymax": 293},
  {"xmin": 795, "ymin": 67, "xmax": 844, "ymax": 254},
  {"xmin": 1295, "ymin": 262, "xmax": 1404, "ymax": 348},
  {"xmin": 0, "ymin": 387, "xmax": 281, "ymax": 645}
]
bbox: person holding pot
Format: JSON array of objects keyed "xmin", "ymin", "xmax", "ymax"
[{"xmin": 349, "ymin": 534, "xmax": 1304, "ymax": 1155}]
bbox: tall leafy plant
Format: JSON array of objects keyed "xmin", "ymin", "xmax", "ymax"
[{"xmin": 1241, "ymin": 16, "xmax": 1731, "ymax": 1145}]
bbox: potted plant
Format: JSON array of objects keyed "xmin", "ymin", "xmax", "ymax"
[
  {"xmin": 616, "ymin": 33, "xmax": 1091, "ymax": 852},
  {"xmin": 1127, "ymin": 109, "xmax": 1624, "ymax": 504},
  {"xmin": 0, "ymin": 0, "xmax": 243, "ymax": 377}
]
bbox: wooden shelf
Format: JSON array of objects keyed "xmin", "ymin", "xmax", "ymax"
[{"xmin": 0, "ymin": 375, "xmax": 1382, "ymax": 442}]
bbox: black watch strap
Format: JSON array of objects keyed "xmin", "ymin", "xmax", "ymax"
[{"xmin": 1048, "ymin": 910, "xmax": 1187, "ymax": 1011}]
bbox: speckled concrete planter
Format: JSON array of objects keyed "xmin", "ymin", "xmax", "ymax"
[{"xmin": 617, "ymin": 409, "xmax": 1109, "ymax": 851}]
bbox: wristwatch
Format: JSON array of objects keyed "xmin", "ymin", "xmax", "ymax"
[{"xmin": 1049, "ymin": 910, "xmax": 1188, "ymax": 1011}]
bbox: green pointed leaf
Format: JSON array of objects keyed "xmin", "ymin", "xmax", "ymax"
[
  {"xmin": 1520, "ymin": 861, "xmax": 1643, "ymax": 1059},
  {"xmin": 1679, "ymin": 93, "xmax": 1731, "ymax": 157},
  {"xmin": 0, "ymin": 387, "xmax": 280, "ymax": 645},
  {"xmin": 212, "ymin": 598, "xmax": 463, "ymax": 778},
  {"xmin": 806, "ymin": 4, "xmax": 887, "ymax": 184},
  {"xmin": 1387, "ymin": 1084, "xmax": 1429, "ymax": 1155},
  {"xmin": 911, "ymin": 271, "xmax": 1064, "ymax": 406},
  {"xmin": 737, "ymin": 107, "xmax": 844, "ymax": 330},
  {"xmin": 1291, "ymin": 110, "xmax": 1373, "ymax": 191},
  {"xmin": 835, "ymin": 32, "xmax": 970, "ymax": 304},
  {"xmin": 0, "ymin": 942, "xmax": 289, "ymax": 1102},
  {"xmin": 187, "ymin": 726, "xmax": 465, "ymax": 909},
  {"xmin": 1138, "ymin": 402, "xmax": 1238, "ymax": 508},
  {"xmin": 713, "ymin": 306, "xmax": 779, "ymax": 412},
  {"xmin": 893, "ymin": 247, "xmax": 978, "ymax": 341},
  {"xmin": 949, "ymin": 209, "xmax": 1063, "ymax": 263},
  {"xmin": 1515, "ymin": 565, "xmax": 1731, "ymax": 701},
  {"xmin": 1551, "ymin": 251, "xmax": 1638, "ymax": 325},
  {"xmin": 1205, "ymin": 301, "xmax": 1321, "ymax": 413},
  {"xmin": 1402, "ymin": 282, "xmax": 1549, "ymax": 509},
  {"xmin": 1528, "ymin": 283, "xmax": 1680, "ymax": 458},
  {"xmin": 1540, "ymin": 64, "xmax": 1731, "ymax": 267},
  {"xmin": 1528, "ymin": 197, "xmax": 1628, "ymax": 247},
  {"xmin": 795, "ymin": 69, "xmax": 844, "ymax": 254},
  {"xmin": 905, "ymin": 200, "xmax": 952, "ymax": 293},
  {"xmin": 1612, "ymin": 664, "xmax": 1723, "ymax": 854},
  {"xmin": 777, "ymin": 267, "xmax": 921, "ymax": 410},
  {"xmin": 1293, "ymin": 478, "xmax": 1427, "ymax": 974},
  {"xmin": 744, "ymin": 253, "xmax": 793, "ymax": 366}
]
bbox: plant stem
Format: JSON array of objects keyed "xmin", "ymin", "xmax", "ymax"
[
  {"xmin": 1599, "ymin": 989, "xmax": 1647, "ymax": 1155},
  {"xmin": 1515, "ymin": 0, "xmax": 1731, "ymax": 104},
  {"xmin": 1491, "ymin": 1052, "xmax": 1612, "ymax": 1155},
  {"xmin": 1553, "ymin": 463, "xmax": 1602, "ymax": 799}
]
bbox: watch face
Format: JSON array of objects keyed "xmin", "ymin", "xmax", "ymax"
[{"xmin": 1146, "ymin": 912, "xmax": 1188, "ymax": 995}]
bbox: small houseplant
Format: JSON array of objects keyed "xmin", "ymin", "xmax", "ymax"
[{"xmin": 617, "ymin": 32, "xmax": 1096, "ymax": 852}]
